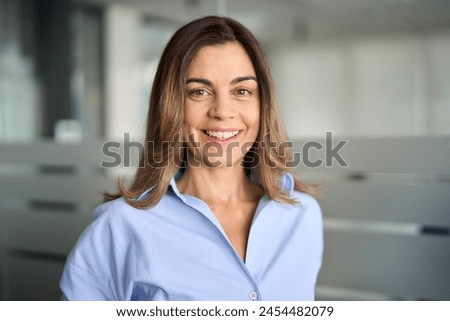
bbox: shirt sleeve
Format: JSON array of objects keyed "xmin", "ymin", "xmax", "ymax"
[
  {"xmin": 60, "ymin": 260, "xmax": 115, "ymax": 300},
  {"xmin": 59, "ymin": 201, "xmax": 121, "ymax": 300}
]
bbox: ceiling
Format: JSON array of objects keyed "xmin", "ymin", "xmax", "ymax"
[{"xmin": 75, "ymin": 0, "xmax": 450, "ymax": 42}]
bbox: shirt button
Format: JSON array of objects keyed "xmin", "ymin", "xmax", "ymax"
[{"xmin": 249, "ymin": 291, "xmax": 258, "ymax": 300}]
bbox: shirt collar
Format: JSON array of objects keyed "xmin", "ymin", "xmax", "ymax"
[
  {"xmin": 168, "ymin": 171, "xmax": 295, "ymax": 198},
  {"xmin": 280, "ymin": 172, "xmax": 295, "ymax": 195},
  {"xmin": 138, "ymin": 171, "xmax": 295, "ymax": 201}
]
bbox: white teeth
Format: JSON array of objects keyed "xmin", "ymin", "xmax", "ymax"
[{"xmin": 205, "ymin": 130, "xmax": 239, "ymax": 139}]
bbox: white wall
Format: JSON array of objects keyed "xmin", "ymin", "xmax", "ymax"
[
  {"xmin": 429, "ymin": 33, "xmax": 450, "ymax": 135},
  {"xmin": 0, "ymin": 0, "xmax": 38, "ymax": 142},
  {"xmin": 269, "ymin": 31, "xmax": 450, "ymax": 139},
  {"xmin": 104, "ymin": 4, "xmax": 144, "ymax": 141}
]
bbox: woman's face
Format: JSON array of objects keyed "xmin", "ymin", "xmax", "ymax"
[{"xmin": 184, "ymin": 42, "xmax": 260, "ymax": 168}]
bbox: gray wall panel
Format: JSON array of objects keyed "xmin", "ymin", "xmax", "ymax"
[
  {"xmin": 7, "ymin": 256, "xmax": 64, "ymax": 300},
  {"xmin": 318, "ymin": 230, "xmax": 450, "ymax": 300},
  {"xmin": 292, "ymin": 137, "xmax": 450, "ymax": 175},
  {"xmin": 2, "ymin": 175, "xmax": 116, "ymax": 204},
  {"xmin": 0, "ymin": 210, "xmax": 93, "ymax": 255},
  {"xmin": 319, "ymin": 181, "xmax": 450, "ymax": 226}
]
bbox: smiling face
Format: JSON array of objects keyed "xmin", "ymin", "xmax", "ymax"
[{"xmin": 183, "ymin": 42, "xmax": 260, "ymax": 168}]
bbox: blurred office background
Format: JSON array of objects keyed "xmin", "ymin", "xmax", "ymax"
[{"xmin": 0, "ymin": 0, "xmax": 449, "ymax": 300}]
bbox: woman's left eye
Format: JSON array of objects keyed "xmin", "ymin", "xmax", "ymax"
[{"xmin": 234, "ymin": 89, "xmax": 250, "ymax": 96}]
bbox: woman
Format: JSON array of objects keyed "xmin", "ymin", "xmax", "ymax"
[{"xmin": 60, "ymin": 16, "xmax": 323, "ymax": 301}]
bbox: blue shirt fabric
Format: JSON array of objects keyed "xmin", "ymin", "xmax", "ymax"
[{"xmin": 60, "ymin": 173, "xmax": 323, "ymax": 301}]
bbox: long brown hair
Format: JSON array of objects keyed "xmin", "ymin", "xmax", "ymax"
[{"xmin": 106, "ymin": 16, "xmax": 315, "ymax": 209}]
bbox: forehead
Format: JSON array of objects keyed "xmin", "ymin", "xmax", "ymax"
[{"xmin": 187, "ymin": 42, "xmax": 256, "ymax": 77}]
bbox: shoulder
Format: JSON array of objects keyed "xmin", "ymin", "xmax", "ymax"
[
  {"xmin": 92, "ymin": 196, "xmax": 141, "ymax": 220},
  {"xmin": 65, "ymin": 197, "xmax": 150, "ymax": 268},
  {"xmin": 273, "ymin": 171, "xmax": 323, "ymax": 220},
  {"xmin": 68, "ymin": 191, "xmax": 180, "ymax": 260},
  {"xmin": 291, "ymin": 190, "xmax": 322, "ymax": 216},
  {"xmin": 68, "ymin": 199, "xmax": 130, "ymax": 254},
  {"xmin": 61, "ymin": 197, "xmax": 154, "ymax": 299},
  {"xmin": 283, "ymin": 172, "xmax": 321, "ymax": 215},
  {"xmin": 281, "ymin": 190, "xmax": 323, "ymax": 237},
  {"xmin": 291, "ymin": 191, "xmax": 322, "ymax": 229}
]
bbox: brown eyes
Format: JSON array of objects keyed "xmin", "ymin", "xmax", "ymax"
[
  {"xmin": 234, "ymin": 89, "xmax": 251, "ymax": 96},
  {"xmin": 190, "ymin": 89, "xmax": 208, "ymax": 97},
  {"xmin": 188, "ymin": 88, "xmax": 252, "ymax": 98}
]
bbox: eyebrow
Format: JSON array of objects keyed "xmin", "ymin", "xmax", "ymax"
[
  {"xmin": 230, "ymin": 76, "xmax": 257, "ymax": 85},
  {"xmin": 186, "ymin": 78, "xmax": 212, "ymax": 86},
  {"xmin": 186, "ymin": 76, "xmax": 257, "ymax": 86}
]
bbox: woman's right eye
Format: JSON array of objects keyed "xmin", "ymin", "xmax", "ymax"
[{"xmin": 190, "ymin": 89, "xmax": 208, "ymax": 97}]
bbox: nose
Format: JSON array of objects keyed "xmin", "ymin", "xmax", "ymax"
[{"xmin": 207, "ymin": 93, "xmax": 235, "ymax": 120}]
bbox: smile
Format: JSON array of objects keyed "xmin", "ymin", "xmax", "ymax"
[{"xmin": 204, "ymin": 130, "xmax": 240, "ymax": 140}]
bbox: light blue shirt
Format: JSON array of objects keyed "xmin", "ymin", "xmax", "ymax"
[{"xmin": 60, "ymin": 173, "xmax": 323, "ymax": 300}]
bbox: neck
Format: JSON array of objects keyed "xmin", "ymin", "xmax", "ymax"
[{"xmin": 176, "ymin": 165, "xmax": 261, "ymax": 203}]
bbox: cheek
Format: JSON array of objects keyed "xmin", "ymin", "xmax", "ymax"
[
  {"xmin": 183, "ymin": 104, "xmax": 198, "ymax": 132},
  {"xmin": 183, "ymin": 103, "xmax": 207, "ymax": 145},
  {"xmin": 183, "ymin": 104, "xmax": 193, "ymax": 125},
  {"xmin": 182, "ymin": 105, "xmax": 193, "ymax": 141},
  {"xmin": 247, "ymin": 105, "xmax": 261, "ymax": 135}
]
